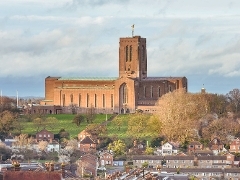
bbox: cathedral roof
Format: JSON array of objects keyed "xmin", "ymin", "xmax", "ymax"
[{"xmin": 58, "ymin": 77, "xmax": 118, "ymax": 81}]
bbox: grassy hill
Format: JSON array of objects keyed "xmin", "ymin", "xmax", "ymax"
[{"xmin": 19, "ymin": 114, "xmax": 113, "ymax": 138}]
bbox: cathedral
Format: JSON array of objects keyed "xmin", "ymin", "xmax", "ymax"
[{"xmin": 40, "ymin": 35, "xmax": 187, "ymax": 114}]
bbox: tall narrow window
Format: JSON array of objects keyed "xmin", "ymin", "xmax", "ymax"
[
  {"xmin": 158, "ymin": 86, "xmax": 161, "ymax": 97},
  {"xmin": 103, "ymin": 94, "xmax": 105, "ymax": 108},
  {"xmin": 169, "ymin": 85, "xmax": 172, "ymax": 92},
  {"xmin": 87, "ymin": 93, "xmax": 89, "ymax": 107},
  {"xmin": 62, "ymin": 94, "xmax": 65, "ymax": 107},
  {"xmin": 123, "ymin": 85, "xmax": 128, "ymax": 103},
  {"xmin": 111, "ymin": 94, "xmax": 113, "ymax": 108},
  {"xmin": 126, "ymin": 46, "xmax": 128, "ymax": 62},
  {"xmin": 94, "ymin": 94, "xmax": 97, "ymax": 108},
  {"xmin": 78, "ymin": 94, "xmax": 81, "ymax": 107},
  {"xmin": 70, "ymin": 94, "xmax": 73, "ymax": 104},
  {"xmin": 144, "ymin": 86, "xmax": 146, "ymax": 98},
  {"xmin": 142, "ymin": 45, "xmax": 145, "ymax": 61},
  {"xmin": 130, "ymin": 45, "xmax": 132, "ymax": 61},
  {"xmin": 151, "ymin": 86, "xmax": 153, "ymax": 98}
]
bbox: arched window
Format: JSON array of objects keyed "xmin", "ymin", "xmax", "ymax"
[
  {"xmin": 126, "ymin": 46, "xmax": 128, "ymax": 62},
  {"xmin": 70, "ymin": 94, "xmax": 73, "ymax": 103},
  {"xmin": 123, "ymin": 84, "xmax": 128, "ymax": 104}
]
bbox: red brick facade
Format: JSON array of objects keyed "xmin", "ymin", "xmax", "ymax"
[{"xmin": 42, "ymin": 35, "xmax": 187, "ymax": 114}]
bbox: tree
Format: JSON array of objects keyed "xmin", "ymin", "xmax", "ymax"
[
  {"xmin": 13, "ymin": 134, "xmax": 34, "ymax": 149},
  {"xmin": 108, "ymin": 139, "xmax": 126, "ymax": 156},
  {"xmin": 85, "ymin": 123, "xmax": 107, "ymax": 138},
  {"xmin": 38, "ymin": 140, "xmax": 48, "ymax": 151},
  {"xmin": 72, "ymin": 114, "xmax": 85, "ymax": 126},
  {"xmin": 33, "ymin": 116, "xmax": 58, "ymax": 131},
  {"xmin": 201, "ymin": 117, "xmax": 240, "ymax": 143},
  {"xmin": 145, "ymin": 146, "xmax": 154, "ymax": 155},
  {"xmin": 155, "ymin": 89, "xmax": 208, "ymax": 143},
  {"xmin": 86, "ymin": 105, "xmax": 96, "ymax": 123},
  {"xmin": 58, "ymin": 129, "xmax": 70, "ymax": 141},
  {"xmin": 0, "ymin": 110, "xmax": 18, "ymax": 138},
  {"xmin": 226, "ymin": 88, "xmax": 240, "ymax": 113},
  {"xmin": 112, "ymin": 116, "xmax": 123, "ymax": 131},
  {"xmin": 127, "ymin": 113, "xmax": 150, "ymax": 138}
]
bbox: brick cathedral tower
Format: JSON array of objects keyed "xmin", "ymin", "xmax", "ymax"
[{"xmin": 119, "ymin": 35, "xmax": 147, "ymax": 80}]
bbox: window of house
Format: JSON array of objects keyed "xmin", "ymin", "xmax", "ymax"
[
  {"xmin": 39, "ymin": 134, "xmax": 42, "ymax": 137},
  {"xmin": 44, "ymin": 134, "xmax": 46, "ymax": 137},
  {"xmin": 48, "ymin": 134, "xmax": 50, "ymax": 137}
]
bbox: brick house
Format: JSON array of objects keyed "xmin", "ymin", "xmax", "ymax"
[
  {"xmin": 208, "ymin": 137, "xmax": 225, "ymax": 155},
  {"xmin": 99, "ymin": 151, "xmax": 114, "ymax": 166},
  {"xmin": 229, "ymin": 138, "xmax": 240, "ymax": 153},
  {"xmin": 76, "ymin": 153, "xmax": 98, "ymax": 178},
  {"xmin": 79, "ymin": 136, "xmax": 96, "ymax": 153},
  {"xmin": 36, "ymin": 129, "xmax": 54, "ymax": 142},
  {"xmin": 188, "ymin": 141, "xmax": 203, "ymax": 153}
]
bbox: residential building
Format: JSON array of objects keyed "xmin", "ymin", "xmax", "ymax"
[
  {"xmin": 188, "ymin": 141, "xmax": 203, "ymax": 153},
  {"xmin": 35, "ymin": 129, "xmax": 54, "ymax": 142},
  {"xmin": 99, "ymin": 151, "xmax": 113, "ymax": 166},
  {"xmin": 229, "ymin": 138, "xmax": 240, "ymax": 153},
  {"xmin": 79, "ymin": 136, "xmax": 96, "ymax": 153}
]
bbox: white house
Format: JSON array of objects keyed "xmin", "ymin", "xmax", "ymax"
[{"xmin": 157, "ymin": 142, "xmax": 179, "ymax": 156}]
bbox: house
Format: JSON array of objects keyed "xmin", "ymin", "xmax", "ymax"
[
  {"xmin": 76, "ymin": 153, "xmax": 98, "ymax": 178},
  {"xmin": 99, "ymin": 151, "xmax": 113, "ymax": 166},
  {"xmin": 158, "ymin": 142, "xmax": 179, "ymax": 156},
  {"xmin": 132, "ymin": 155, "xmax": 164, "ymax": 168},
  {"xmin": 165, "ymin": 155, "xmax": 194, "ymax": 168},
  {"xmin": 229, "ymin": 138, "xmax": 240, "ymax": 153},
  {"xmin": 79, "ymin": 136, "xmax": 96, "ymax": 153},
  {"xmin": 208, "ymin": 137, "xmax": 225, "ymax": 155},
  {"xmin": 78, "ymin": 130, "xmax": 92, "ymax": 141},
  {"xmin": 3, "ymin": 135, "xmax": 16, "ymax": 148},
  {"xmin": 197, "ymin": 155, "xmax": 227, "ymax": 168},
  {"xmin": 188, "ymin": 141, "xmax": 203, "ymax": 153},
  {"xmin": 36, "ymin": 129, "xmax": 54, "ymax": 142},
  {"xmin": 46, "ymin": 140, "xmax": 60, "ymax": 152},
  {"xmin": 226, "ymin": 152, "xmax": 235, "ymax": 165}
]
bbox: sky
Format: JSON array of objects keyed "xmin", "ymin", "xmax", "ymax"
[{"xmin": 0, "ymin": 0, "xmax": 240, "ymax": 97}]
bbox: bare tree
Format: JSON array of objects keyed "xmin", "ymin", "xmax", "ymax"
[{"xmin": 226, "ymin": 88, "xmax": 240, "ymax": 113}]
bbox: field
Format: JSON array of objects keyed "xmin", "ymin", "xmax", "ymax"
[{"xmin": 20, "ymin": 114, "xmax": 113, "ymax": 138}]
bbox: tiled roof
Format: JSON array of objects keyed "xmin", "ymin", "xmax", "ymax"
[{"xmin": 80, "ymin": 136, "xmax": 95, "ymax": 144}]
